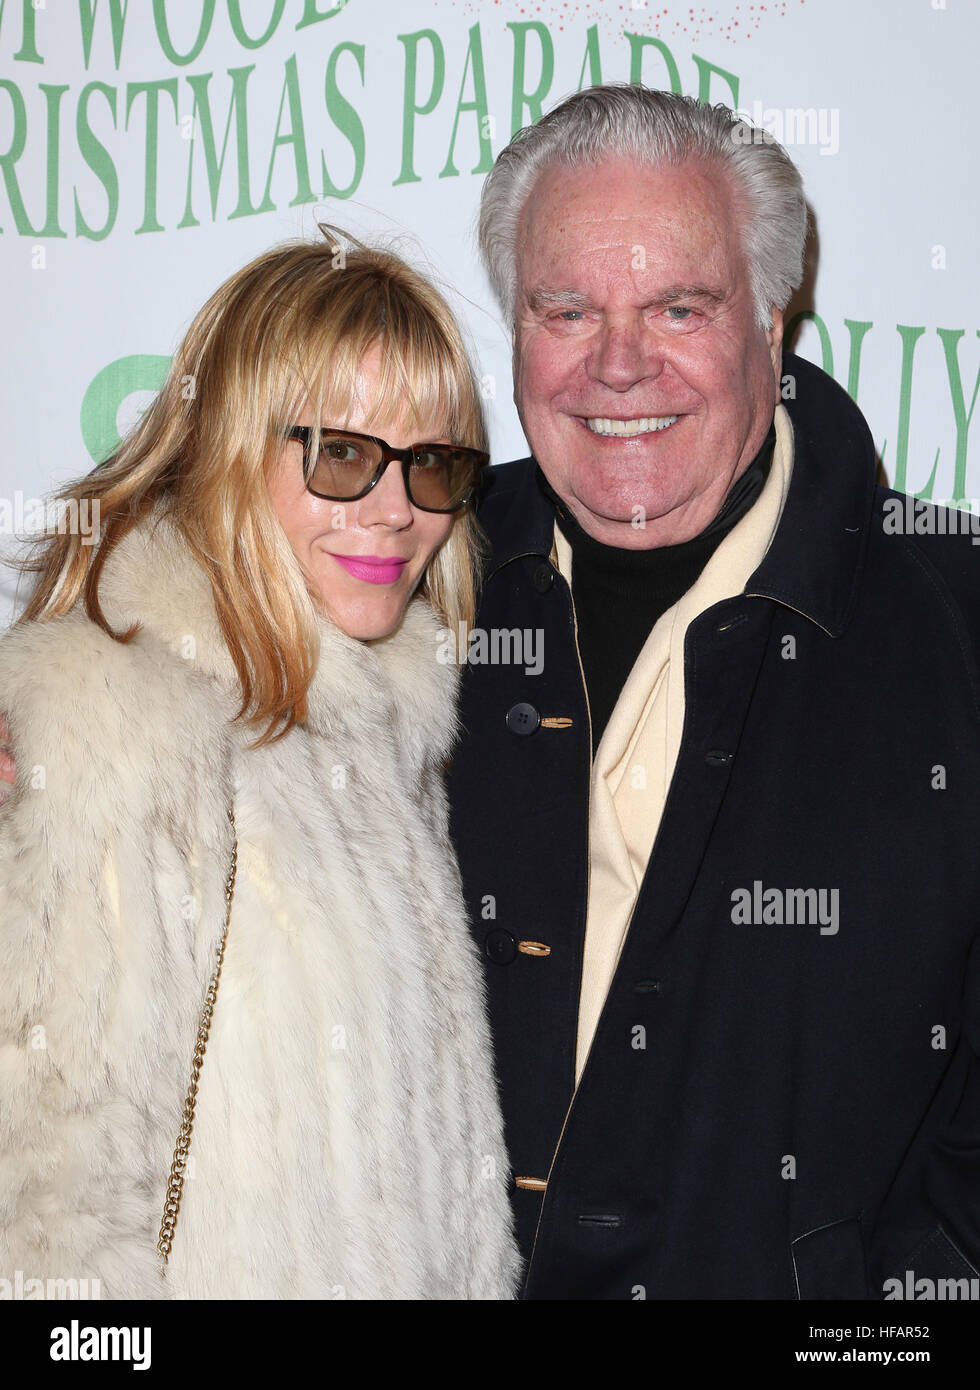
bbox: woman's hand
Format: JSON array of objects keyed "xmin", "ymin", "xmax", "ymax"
[{"xmin": 0, "ymin": 716, "xmax": 15, "ymax": 802}]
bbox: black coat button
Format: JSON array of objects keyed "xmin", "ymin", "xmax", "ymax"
[
  {"xmin": 533, "ymin": 563, "xmax": 555, "ymax": 593},
  {"xmin": 506, "ymin": 702, "xmax": 540, "ymax": 736},
  {"xmin": 485, "ymin": 928, "xmax": 518, "ymax": 965}
]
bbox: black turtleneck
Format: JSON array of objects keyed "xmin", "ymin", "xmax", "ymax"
[{"xmin": 538, "ymin": 424, "xmax": 776, "ymax": 751}]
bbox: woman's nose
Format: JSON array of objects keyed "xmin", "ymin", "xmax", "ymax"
[{"xmin": 355, "ymin": 457, "xmax": 415, "ymax": 528}]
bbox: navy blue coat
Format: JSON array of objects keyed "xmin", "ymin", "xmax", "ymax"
[{"xmin": 446, "ymin": 352, "xmax": 980, "ymax": 1299}]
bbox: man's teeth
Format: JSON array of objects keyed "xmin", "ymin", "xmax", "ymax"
[{"xmin": 585, "ymin": 415, "xmax": 679, "ymax": 436}]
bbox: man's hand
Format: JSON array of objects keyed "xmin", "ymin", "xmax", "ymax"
[{"xmin": 0, "ymin": 715, "xmax": 15, "ymax": 803}]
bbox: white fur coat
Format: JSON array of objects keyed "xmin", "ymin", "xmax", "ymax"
[{"xmin": 0, "ymin": 511, "xmax": 519, "ymax": 1299}]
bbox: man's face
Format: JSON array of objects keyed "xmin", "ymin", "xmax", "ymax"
[{"xmin": 513, "ymin": 156, "xmax": 784, "ymax": 548}]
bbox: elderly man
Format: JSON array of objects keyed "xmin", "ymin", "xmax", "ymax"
[
  {"xmin": 1, "ymin": 85, "xmax": 977, "ymax": 1307},
  {"xmin": 446, "ymin": 85, "xmax": 980, "ymax": 1299}
]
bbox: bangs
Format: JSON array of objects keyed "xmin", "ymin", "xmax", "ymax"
[{"xmin": 280, "ymin": 267, "xmax": 481, "ymax": 448}]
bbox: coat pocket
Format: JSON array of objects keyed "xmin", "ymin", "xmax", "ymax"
[
  {"xmin": 888, "ymin": 1223, "xmax": 980, "ymax": 1286},
  {"xmin": 791, "ymin": 1215, "xmax": 869, "ymax": 1300}
]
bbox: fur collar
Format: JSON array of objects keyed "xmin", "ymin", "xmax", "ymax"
[{"xmin": 96, "ymin": 507, "xmax": 460, "ymax": 768}]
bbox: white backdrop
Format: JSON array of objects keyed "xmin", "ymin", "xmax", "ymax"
[{"xmin": 1, "ymin": 0, "xmax": 977, "ymax": 621}]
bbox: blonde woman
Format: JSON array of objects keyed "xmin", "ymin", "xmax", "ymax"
[{"xmin": 0, "ymin": 237, "xmax": 519, "ymax": 1299}]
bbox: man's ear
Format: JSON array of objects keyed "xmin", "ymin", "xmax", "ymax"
[
  {"xmin": 767, "ymin": 305, "xmax": 784, "ymax": 398},
  {"xmin": 511, "ymin": 325, "xmax": 522, "ymax": 410}
]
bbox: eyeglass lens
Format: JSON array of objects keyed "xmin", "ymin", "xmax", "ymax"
[{"xmin": 307, "ymin": 431, "xmax": 477, "ymax": 510}]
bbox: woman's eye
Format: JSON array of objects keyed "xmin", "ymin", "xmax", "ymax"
[{"xmin": 324, "ymin": 441, "xmax": 360, "ymax": 462}]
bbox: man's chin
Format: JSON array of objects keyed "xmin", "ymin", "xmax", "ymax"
[
  {"xmin": 560, "ymin": 479, "xmax": 718, "ymax": 546},
  {"xmin": 562, "ymin": 494, "xmax": 654, "ymax": 538},
  {"xmin": 567, "ymin": 477, "xmax": 673, "ymax": 522}
]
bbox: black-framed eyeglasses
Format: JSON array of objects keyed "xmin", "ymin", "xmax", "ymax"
[{"xmin": 283, "ymin": 426, "xmax": 490, "ymax": 514}]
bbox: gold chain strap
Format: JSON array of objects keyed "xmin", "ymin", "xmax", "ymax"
[{"xmin": 157, "ymin": 810, "xmax": 238, "ymax": 1263}]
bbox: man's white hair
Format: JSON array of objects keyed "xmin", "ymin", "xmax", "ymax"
[{"xmin": 478, "ymin": 84, "xmax": 808, "ymax": 332}]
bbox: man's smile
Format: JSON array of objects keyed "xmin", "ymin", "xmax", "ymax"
[{"xmin": 580, "ymin": 414, "xmax": 680, "ymax": 437}]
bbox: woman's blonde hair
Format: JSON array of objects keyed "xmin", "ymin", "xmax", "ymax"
[{"xmin": 17, "ymin": 231, "xmax": 489, "ymax": 743}]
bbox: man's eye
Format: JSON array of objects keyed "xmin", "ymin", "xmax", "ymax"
[
  {"xmin": 666, "ymin": 305, "xmax": 694, "ymax": 320},
  {"xmin": 558, "ymin": 309, "xmax": 585, "ymax": 321}
]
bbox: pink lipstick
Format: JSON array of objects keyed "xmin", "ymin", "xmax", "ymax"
[{"xmin": 331, "ymin": 554, "xmax": 409, "ymax": 584}]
